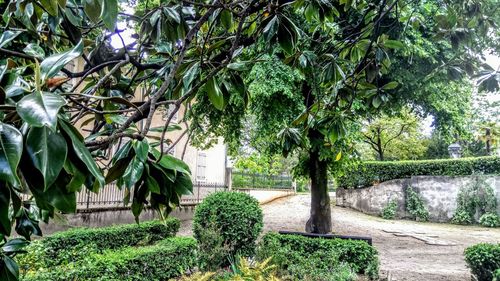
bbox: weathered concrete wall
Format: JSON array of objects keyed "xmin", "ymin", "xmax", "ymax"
[{"xmin": 336, "ymin": 176, "xmax": 500, "ymax": 222}]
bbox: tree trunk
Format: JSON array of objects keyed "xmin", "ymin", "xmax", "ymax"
[
  {"xmin": 377, "ymin": 128, "xmax": 384, "ymax": 161},
  {"xmin": 486, "ymin": 128, "xmax": 491, "ymax": 155},
  {"xmin": 305, "ymin": 149, "xmax": 332, "ymax": 234}
]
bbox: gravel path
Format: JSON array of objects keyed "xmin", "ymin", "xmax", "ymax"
[{"xmin": 179, "ymin": 194, "xmax": 500, "ymax": 281}]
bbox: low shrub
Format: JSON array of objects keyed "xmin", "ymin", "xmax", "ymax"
[
  {"xmin": 18, "ymin": 218, "xmax": 179, "ymax": 271},
  {"xmin": 451, "ymin": 209, "xmax": 473, "ymax": 225},
  {"xmin": 405, "ymin": 186, "xmax": 429, "ymax": 221},
  {"xmin": 256, "ymin": 232, "xmax": 379, "ymax": 280},
  {"xmin": 480, "ymin": 213, "xmax": 500, "ymax": 227},
  {"xmin": 381, "ymin": 199, "xmax": 397, "ymax": 220},
  {"xmin": 494, "ymin": 269, "xmax": 500, "ymax": 281},
  {"xmin": 464, "ymin": 243, "xmax": 500, "ymax": 281},
  {"xmin": 23, "ymin": 237, "xmax": 197, "ymax": 281},
  {"xmin": 337, "ymin": 157, "xmax": 500, "ymax": 189},
  {"xmin": 193, "ymin": 192, "xmax": 263, "ymax": 269}
]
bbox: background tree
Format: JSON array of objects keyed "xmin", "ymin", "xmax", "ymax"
[{"xmin": 360, "ymin": 110, "xmax": 426, "ymax": 161}]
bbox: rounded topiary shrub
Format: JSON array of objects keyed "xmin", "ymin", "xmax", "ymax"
[{"xmin": 193, "ymin": 191, "xmax": 263, "ymax": 269}]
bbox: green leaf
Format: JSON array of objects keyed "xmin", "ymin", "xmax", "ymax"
[
  {"xmin": 183, "ymin": 62, "xmax": 200, "ymax": 91},
  {"xmin": 0, "ymin": 256, "xmax": 18, "ymax": 281},
  {"xmin": 206, "ymin": 76, "xmax": 224, "ymax": 110},
  {"xmin": 133, "ymin": 139, "xmax": 149, "ymax": 162},
  {"xmin": 26, "ymin": 127, "xmax": 67, "ymax": 190},
  {"xmin": 145, "ymin": 174, "xmax": 161, "ymax": 194},
  {"xmin": 122, "ymin": 157, "xmax": 144, "ymax": 188},
  {"xmin": 16, "ymin": 92, "xmax": 65, "ymax": 130},
  {"xmin": 372, "ymin": 96, "xmax": 382, "ymax": 108},
  {"xmin": 40, "ymin": 40, "xmax": 83, "ymax": 81},
  {"xmin": 174, "ymin": 172, "xmax": 193, "ymax": 195},
  {"xmin": 0, "ymin": 31, "xmax": 22, "ymax": 48},
  {"xmin": 263, "ymin": 16, "xmax": 278, "ymax": 42},
  {"xmin": 384, "ymin": 39, "xmax": 405, "ymax": 50},
  {"xmin": 227, "ymin": 62, "xmax": 249, "ymax": 71},
  {"xmin": 101, "ymin": 0, "xmax": 118, "ymax": 30},
  {"xmin": 84, "ymin": 0, "xmax": 101, "ymax": 23},
  {"xmin": 2, "ymin": 238, "xmax": 29, "ymax": 253},
  {"xmin": 40, "ymin": 0, "xmax": 59, "ymax": 16},
  {"xmin": 163, "ymin": 7, "xmax": 180, "ymax": 24},
  {"xmin": 0, "ymin": 185, "xmax": 11, "ymax": 236},
  {"xmin": 59, "ymin": 120, "xmax": 105, "ymax": 189},
  {"xmin": 382, "ymin": 81, "xmax": 399, "ymax": 90},
  {"xmin": 220, "ymin": 9, "xmax": 233, "ymax": 30},
  {"xmin": 106, "ymin": 156, "xmax": 132, "ymax": 184},
  {"xmin": 0, "ymin": 123, "xmax": 22, "ymax": 186},
  {"xmin": 45, "ymin": 176, "xmax": 77, "ymax": 213},
  {"xmin": 151, "ymin": 148, "xmax": 191, "ymax": 175},
  {"xmin": 23, "ymin": 43, "xmax": 45, "ymax": 59}
]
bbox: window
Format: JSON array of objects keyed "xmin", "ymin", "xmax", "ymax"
[
  {"xmin": 196, "ymin": 152, "xmax": 207, "ymax": 182},
  {"xmin": 162, "ymin": 105, "xmax": 179, "ymax": 123}
]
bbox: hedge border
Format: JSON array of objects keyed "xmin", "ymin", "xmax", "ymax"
[{"xmin": 338, "ymin": 156, "xmax": 500, "ymax": 189}]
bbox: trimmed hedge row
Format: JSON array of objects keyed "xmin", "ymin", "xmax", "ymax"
[
  {"xmin": 338, "ymin": 156, "xmax": 500, "ymax": 189},
  {"xmin": 256, "ymin": 232, "xmax": 379, "ymax": 280},
  {"xmin": 464, "ymin": 243, "xmax": 500, "ymax": 281},
  {"xmin": 18, "ymin": 218, "xmax": 180, "ymax": 270},
  {"xmin": 22, "ymin": 237, "xmax": 197, "ymax": 281}
]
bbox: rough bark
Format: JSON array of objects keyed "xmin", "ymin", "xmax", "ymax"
[{"xmin": 305, "ymin": 143, "xmax": 332, "ymax": 234}]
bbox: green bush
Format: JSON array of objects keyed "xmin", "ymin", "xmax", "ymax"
[
  {"xmin": 452, "ymin": 177, "xmax": 497, "ymax": 225},
  {"xmin": 480, "ymin": 213, "xmax": 500, "ymax": 227},
  {"xmin": 193, "ymin": 192, "xmax": 263, "ymax": 269},
  {"xmin": 494, "ymin": 269, "xmax": 500, "ymax": 281},
  {"xmin": 464, "ymin": 243, "xmax": 500, "ymax": 281},
  {"xmin": 256, "ymin": 232, "xmax": 379, "ymax": 280},
  {"xmin": 22, "ymin": 237, "xmax": 197, "ymax": 281},
  {"xmin": 405, "ymin": 186, "xmax": 429, "ymax": 221},
  {"xmin": 18, "ymin": 218, "xmax": 179, "ymax": 271},
  {"xmin": 337, "ymin": 157, "xmax": 500, "ymax": 189},
  {"xmin": 381, "ymin": 199, "xmax": 397, "ymax": 220}
]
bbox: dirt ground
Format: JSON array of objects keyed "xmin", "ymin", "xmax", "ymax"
[{"xmin": 178, "ymin": 194, "xmax": 500, "ymax": 281}]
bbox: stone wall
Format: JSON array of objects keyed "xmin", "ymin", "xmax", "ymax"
[{"xmin": 336, "ymin": 176, "xmax": 500, "ymax": 222}]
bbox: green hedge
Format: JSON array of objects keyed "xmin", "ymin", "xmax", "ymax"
[
  {"xmin": 22, "ymin": 237, "xmax": 197, "ymax": 281},
  {"xmin": 256, "ymin": 232, "xmax": 379, "ymax": 280},
  {"xmin": 338, "ymin": 157, "xmax": 500, "ymax": 189},
  {"xmin": 464, "ymin": 243, "xmax": 500, "ymax": 281},
  {"xmin": 18, "ymin": 218, "xmax": 179, "ymax": 270}
]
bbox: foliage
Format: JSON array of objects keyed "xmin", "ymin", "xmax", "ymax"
[
  {"xmin": 360, "ymin": 110, "xmax": 427, "ymax": 161},
  {"xmin": 228, "ymin": 257, "xmax": 281, "ymax": 281},
  {"xmin": 17, "ymin": 218, "xmax": 179, "ymax": 272},
  {"xmin": 479, "ymin": 213, "xmax": 500, "ymax": 228},
  {"xmin": 495, "ymin": 269, "xmax": 500, "ymax": 281},
  {"xmin": 193, "ymin": 192, "xmax": 263, "ymax": 268},
  {"xmin": 464, "ymin": 243, "xmax": 500, "ymax": 281},
  {"xmin": 337, "ymin": 157, "xmax": 500, "ymax": 188},
  {"xmin": 256, "ymin": 232, "xmax": 379, "ymax": 280},
  {"xmin": 452, "ymin": 177, "xmax": 497, "ymax": 225},
  {"xmin": 22, "ymin": 237, "xmax": 197, "ymax": 281},
  {"xmin": 194, "ymin": 223, "xmax": 231, "ymax": 271},
  {"xmin": 381, "ymin": 199, "xmax": 398, "ymax": 220},
  {"xmin": 232, "ymin": 172, "xmax": 292, "ymax": 190},
  {"xmin": 233, "ymin": 152, "xmax": 293, "ymax": 176},
  {"xmin": 405, "ymin": 186, "xmax": 429, "ymax": 221}
]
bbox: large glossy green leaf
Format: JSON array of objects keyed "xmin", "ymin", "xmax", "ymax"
[
  {"xmin": 40, "ymin": 40, "xmax": 83, "ymax": 81},
  {"xmin": 151, "ymin": 148, "xmax": 191, "ymax": 175},
  {"xmin": 101, "ymin": 0, "xmax": 118, "ymax": 30},
  {"xmin": 0, "ymin": 30, "xmax": 22, "ymax": 48},
  {"xmin": 122, "ymin": 157, "xmax": 144, "ymax": 188},
  {"xmin": 105, "ymin": 156, "xmax": 132, "ymax": 184},
  {"xmin": 0, "ymin": 256, "xmax": 18, "ymax": 281},
  {"xmin": 206, "ymin": 76, "xmax": 224, "ymax": 110},
  {"xmin": 45, "ymin": 176, "xmax": 76, "ymax": 213},
  {"xmin": 23, "ymin": 43, "xmax": 45, "ymax": 59},
  {"xmin": 59, "ymin": 121, "xmax": 105, "ymax": 189},
  {"xmin": 0, "ymin": 123, "xmax": 22, "ymax": 186},
  {"xmin": 183, "ymin": 62, "xmax": 200, "ymax": 91},
  {"xmin": 84, "ymin": 0, "xmax": 101, "ymax": 23},
  {"xmin": 174, "ymin": 172, "xmax": 193, "ymax": 196},
  {"xmin": 16, "ymin": 92, "xmax": 65, "ymax": 130},
  {"xmin": 26, "ymin": 127, "xmax": 67, "ymax": 190},
  {"xmin": 40, "ymin": 0, "xmax": 59, "ymax": 16},
  {"xmin": 0, "ymin": 184, "xmax": 11, "ymax": 236}
]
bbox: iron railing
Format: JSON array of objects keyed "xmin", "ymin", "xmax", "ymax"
[
  {"xmin": 232, "ymin": 172, "xmax": 293, "ymax": 190},
  {"xmin": 76, "ymin": 181, "xmax": 227, "ymax": 210}
]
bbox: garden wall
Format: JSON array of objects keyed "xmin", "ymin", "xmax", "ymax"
[{"xmin": 336, "ymin": 176, "xmax": 500, "ymax": 222}]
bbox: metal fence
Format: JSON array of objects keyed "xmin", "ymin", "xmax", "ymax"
[
  {"xmin": 232, "ymin": 172, "xmax": 293, "ymax": 190},
  {"xmin": 76, "ymin": 181, "xmax": 227, "ymax": 210}
]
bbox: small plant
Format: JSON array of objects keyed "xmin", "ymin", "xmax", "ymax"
[
  {"xmin": 405, "ymin": 186, "xmax": 429, "ymax": 221},
  {"xmin": 451, "ymin": 209, "xmax": 473, "ymax": 225},
  {"xmin": 381, "ymin": 199, "xmax": 398, "ymax": 219},
  {"xmin": 452, "ymin": 176, "xmax": 498, "ymax": 225},
  {"xmin": 229, "ymin": 257, "xmax": 281, "ymax": 281},
  {"xmin": 173, "ymin": 272, "xmax": 216, "ymax": 281},
  {"xmin": 464, "ymin": 243, "xmax": 500, "ymax": 281},
  {"xmin": 479, "ymin": 213, "xmax": 500, "ymax": 227},
  {"xmin": 193, "ymin": 192, "xmax": 263, "ymax": 269}
]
